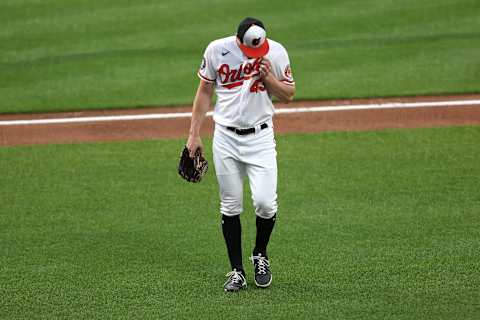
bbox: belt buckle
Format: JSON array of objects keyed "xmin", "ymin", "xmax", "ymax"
[{"xmin": 255, "ymin": 123, "xmax": 268, "ymax": 134}]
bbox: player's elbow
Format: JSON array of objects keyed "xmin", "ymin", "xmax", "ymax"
[
  {"xmin": 280, "ymin": 88, "xmax": 295, "ymax": 103},
  {"xmin": 279, "ymin": 97, "xmax": 292, "ymax": 103},
  {"xmin": 285, "ymin": 92, "xmax": 295, "ymax": 103}
]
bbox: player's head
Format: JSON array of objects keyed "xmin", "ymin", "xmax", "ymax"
[{"xmin": 236, "ymin": 17, "xmax": 270, "ymax": 58}]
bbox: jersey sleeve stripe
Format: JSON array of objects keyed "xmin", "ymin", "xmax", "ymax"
[{"xmin": 197, "ymin": 71, "xmax": 216, "ymax": 83}]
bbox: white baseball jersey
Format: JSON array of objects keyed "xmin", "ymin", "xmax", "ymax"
[{"xmin": 198, "ymin": 36, "xmax": 294, "ymax": 128}]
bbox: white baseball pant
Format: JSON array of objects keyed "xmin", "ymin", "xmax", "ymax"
[{"xmin": 213, "ymin": 122, "xmax": 278, "ymax": 219}]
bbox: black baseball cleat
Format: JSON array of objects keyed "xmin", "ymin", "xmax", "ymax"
[
  {"xmin": 250, "ymin": 254, "xmax": 272, "ymax": 288},
  {"xmin": 223, "ymin": 269, "xmax": 247, "ymax": 292}
]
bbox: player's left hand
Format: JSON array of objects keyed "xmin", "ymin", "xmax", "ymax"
[{"xmin": 259, "ymin": 58, "xmax": 272, "ymax": 79}]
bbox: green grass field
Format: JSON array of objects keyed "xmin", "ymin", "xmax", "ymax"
[
  {"xmin": 1, "ymin": 0, "xmax": 479, "ymax": 318},
  {"xmin": 1, "ymin": 126, "xmax": 479, "ymax": 319},
  {"xmin": 1, "ymin": 0, "xmax": 479, "ymax": 113}
]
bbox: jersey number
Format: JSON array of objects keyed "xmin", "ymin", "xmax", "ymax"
[{"xmin": 250, "ymin": 79, "xmax": 266, "ymax": 93}]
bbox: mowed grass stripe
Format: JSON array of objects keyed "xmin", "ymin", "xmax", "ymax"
[{"xmin": 1, "ymin": 126, "xmax": 479, "ymax": 319}]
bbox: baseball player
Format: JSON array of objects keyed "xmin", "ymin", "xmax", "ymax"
[{"xmin": 186, "ymin": 17, "xmax": 295, "ymax": 292}]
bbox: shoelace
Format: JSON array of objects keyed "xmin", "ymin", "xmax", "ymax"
[
  {"xmin": 224, "ymin": 270, "xmax": 244, "ymax": 285},
  {"xmin": 250, "ymin": 255, "xmax": 270, "ymax": 275}
]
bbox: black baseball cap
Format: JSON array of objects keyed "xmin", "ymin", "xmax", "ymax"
[{"xmin": 236, "ymin": 17, "xmax": 270, "ymax": 58}]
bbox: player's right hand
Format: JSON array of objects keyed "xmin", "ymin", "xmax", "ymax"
[
  {"xmin": 259, "ymin": 57, "xmax": 272, "ymax": 79},
  {"xmin": 186, "ymin": 135, "xmax": 203, "ymax": 158}
]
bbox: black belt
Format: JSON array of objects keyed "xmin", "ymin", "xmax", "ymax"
[{"xmin": 227, "ymin": 123, "xmax": 268, "ymax": 135}]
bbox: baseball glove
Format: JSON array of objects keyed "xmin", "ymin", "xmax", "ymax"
[{"xmin": 178, "ymin": 146, "xmax": 208, "ymax": 183}]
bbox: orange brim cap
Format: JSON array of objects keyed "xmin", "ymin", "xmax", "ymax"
[{"xmin": 239, "ymin": 38, "xmax": 270, "ymax": 58}]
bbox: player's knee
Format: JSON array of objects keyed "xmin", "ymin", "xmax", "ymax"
[
  {"xmin": 220, "ymin": 199, "xmax": 243, "ymax": 216},
  {"xmin": 254, "ymin": 198, "xmax": 277, "ymax": 219},
  {"xmin": 256, "ymin": 210, "xmax": 276, "ymax": 219}
]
